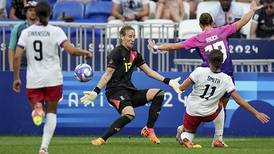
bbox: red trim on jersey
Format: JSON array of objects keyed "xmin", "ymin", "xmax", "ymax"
[
  {"xmin": 110, "ymin": 99, "xmax": 121, "ymax": 109},
  {"xmin": 26, "ymin": 85, "xmax": 63, "ymax": 104},
  {"xmin": 183, "ymin": 105, "xmax": 222, "ymax": 133},
  {"xmin": 129, "ymin": 50, "xmax": 137, "ymax": 63}
]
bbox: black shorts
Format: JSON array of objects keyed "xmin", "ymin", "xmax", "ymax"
[{"xmin": 106, "ymin": 89, "xmax": 149, "ymax": 113}]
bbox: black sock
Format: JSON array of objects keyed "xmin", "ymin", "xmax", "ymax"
[
  {"xmin": 147, "ymin": 90, "xmax": 165, "ymax": 128},
  {"xmin": 102, "ymin": 114, "xmax": 134, "ymax": 141}
]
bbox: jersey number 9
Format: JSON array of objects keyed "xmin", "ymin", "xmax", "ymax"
[{"xmin": 33, "ymin": 40, "xmax": 43, "ymax": 61}]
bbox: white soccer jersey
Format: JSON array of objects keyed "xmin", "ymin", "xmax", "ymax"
[
  {"xmin": 17, "ymin": 24, "xmax": 67, "ymax": 88},
  {"xmin": 186, "ymin": 67, "xmax": 235, "ymax": 116}
]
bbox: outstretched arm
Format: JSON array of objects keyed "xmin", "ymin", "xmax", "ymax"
[
  {"xmin": 139, "ymin": 63, "xmax": 182, "ymax": 93},
  {"xmin": 81, "ymin": 67, "xmax": 115, "ymax": 106},
  {"xmin": 179, "ymin": 77, "xmax": 193, "ymax": 92},
  {"xmin": 231, "ymin": 90, "xmax": 270, "ymax": 124},
  {"xmin": 235, "ymin": 0, "xmax": 258, "ymax": 31},
  {"xmin": 63, "ymin": 41, "xmax": 92, "ymax": 58},
  {"xmin": 96, "ymin": 67, "xmax": 115, "ymax": 89},
  {"xmin": 148, "ymin": 39, "xmax": 183, "ymax": 51}
]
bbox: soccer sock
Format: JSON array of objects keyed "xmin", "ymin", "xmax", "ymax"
[
  {"xmin": 146, "ymin": 90, "xmax": 165, "ymax": 128},
  {"xmin": 213, "ymin": 108, "xmax": 225, "ymax": 141},
  {"xmin": 180, "ymin": 132, "xmax": 195, "ymax": 142},
  {"xmin": 102, "ymin": 114, "xmax": 134, "ymax": 141},
  {"xmin": 41, "ymin": 113, "xmax": 57, "ymax": 150}
]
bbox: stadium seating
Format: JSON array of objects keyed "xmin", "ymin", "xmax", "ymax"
[
  {"xmin": 6, "ymin": 0, "xmax": 11, "ymax": 18},
  {"xmin": 85, "ymin": 1, "xmax": 112, "ymax": 23},
  {"xmin": 106, "ymin": 20, "xmax": 139, "ymax": 38},
  {"xmin": 196, "ymin": 1, "xmax": 220, "ymax": 19},
  {"xmin": 52, "ymin": 1, "xmax": 84, "ymax": 20},
  {"xmin": 178, "ymin": 19, "xmax": 201, "ymax": 39},
  {"xmin": 142, "ymin": 19, "xmax": 175, "ymax": 38}
]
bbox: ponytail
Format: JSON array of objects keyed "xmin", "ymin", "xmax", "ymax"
[{"xmin": 35, "ymin": 1, "xmax": 51, "ymax": 26}]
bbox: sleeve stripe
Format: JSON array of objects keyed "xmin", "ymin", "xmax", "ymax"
[
  {"xmin": 189, "ymin": 77, "xmax": 195, "ymax": 84},
  {"xmin": 107, "ymin": 65, "xmax": 116, "ymax": 69},
  {"xmin": 136, "ymin": 61, "xmax": 145, "ymax": 67},
  {"xmin": 60, "ymin": 39, "xmax": 67, "ymax": 48},
  {"xmin": 228, "ymin": 89, "xmax": 236, "ymax": 94},
  {"xmin": 17, "ymin": 44, "xmax": 25, "ymax": 49}
]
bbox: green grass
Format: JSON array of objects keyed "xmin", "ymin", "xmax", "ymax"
[{"xmin": 0, "ymin": 136, "xmax": 274, "ymax": 154}]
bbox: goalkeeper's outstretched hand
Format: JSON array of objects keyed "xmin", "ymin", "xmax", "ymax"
[
  {"xmin": 169, "ymin": 77, "xmax": 182, "ymax": 94},
  {"xmin": 80, "ymin": 91, "xmax": 98, "ymax": 106}
]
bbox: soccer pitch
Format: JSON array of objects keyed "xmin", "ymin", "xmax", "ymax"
[{"xmin": 0, "ymin": 136, "xmax": 274, "ymax": 154}]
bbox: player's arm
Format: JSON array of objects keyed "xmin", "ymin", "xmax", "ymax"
[
  {"xmin": 148, "ymin": 39, "xmax": 183, "ymax": 51},
  {"xmin": 250, "ymin": 21, "xmax": 258, "ymax": 39},
  {"xmin": 231, "ymin": 90, "xmax": 270, "ymax": 124},
  {"xmin": 12, "ymin": 46, "xmax": 24, "ymax": 93},
  {"xmin": 8, "ymin": 25, "xmax": 19, "ymax": 71},
  {"xmin": 62, "ymin": 41, "xmax": 92, "ymax": 58},
  {"xmin": 179, "ymin": 77, "xmax": 193, "ymax": 92},
  {"xmin": 139, "ymin": 63, "xmax": 182, "ymax": 93},
  {"xmin": 80, "ymin": 67, "xmax": 115, "ymax": 106},
  {"xmin": 235, "ymin": 0, "xmax": 258, "ymax": 31}
]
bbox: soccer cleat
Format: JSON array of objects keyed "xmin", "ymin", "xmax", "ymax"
[
  {"xmin": 181, "ymin": 138, "xmax": 194, "ymax": 148},
  {"xmin": 91, "ymin": 137, "xmax": 106, "ymax": 146},
  {"xmin": 39, "ymin": 147, "xmax": 48, "ymax": 154},
  {"xmin": 212, "ymin": 139, "xmax": 228, "ymax": 148},
  {"xmin": 141, "ymin": 126, "xmax": 160, "ymax": 144},
  {"xmin": 176, "ymin": 125, "xmax": 184, "ymax": 141},
  {"xmin": 32, "ymin": 103, "xmax": 45, "ymax": 126}
]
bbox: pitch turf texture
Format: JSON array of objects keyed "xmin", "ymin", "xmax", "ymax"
[{"xmin": 0, "ymin": 136, "xmax": 274, "ymax": 154}]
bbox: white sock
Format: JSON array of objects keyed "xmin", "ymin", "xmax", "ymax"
[
  {"xmin": 180, "ymin": 132, "xmax": 195, "ymax": 142},
  {"xmin": 41, "ymin": 113, "xmax": 57, "ymax": 149},
  {"xmin": 213, "ymin": 108, "xmax": 224, "ymax": 141}
]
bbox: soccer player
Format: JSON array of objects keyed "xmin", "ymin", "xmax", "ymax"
[
  {"xmin": 80, "ymin": 25, "xmax": 181, "ymax": 146},
  {"xmin": 177, "ymin": 49, "xmax": 270, "ymax": 148},
  {"xmin": 8, "ymin": 1, "xmax": 37, "ymax": 71},
  {"xmin": 148, "ymin": 0, "xmax": 259, "ymax": 146},
  {"xmin": 12, "ymin": 2, "xmax": 92, "ymax": 154}
]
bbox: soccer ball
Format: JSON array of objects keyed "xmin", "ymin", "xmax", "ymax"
[{"xmin": 74, "ymin": 64, "xmax": 93, "ymax": 82}]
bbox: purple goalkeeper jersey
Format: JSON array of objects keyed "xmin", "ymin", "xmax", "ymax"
[{"xmin": 181, "ymin": 23, "xmax": 237, "ymax": 74}]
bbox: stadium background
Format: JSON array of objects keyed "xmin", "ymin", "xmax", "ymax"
[{"xmin": 0, "ymin": 0, "xmax": 274, "ymax": 138}]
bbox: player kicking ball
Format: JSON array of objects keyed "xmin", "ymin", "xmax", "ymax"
[{"xmin": 176, "ymin": 49, "xmax": 270, "ymax": 148}]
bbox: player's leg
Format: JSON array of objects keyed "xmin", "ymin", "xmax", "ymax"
[
  {"xmin": 132, "ymin": 89, "xmax": 165, "ymax": 144},
  {"xmin": 26, "ymin": 88, "xmax": 45, "ymax": 126},
  {"xmin": 92, "ymin": 91, "xmax": 135, "ymax": 146},
  {"xmin": 212, "ymin": 107, "xmax": 228, "ymax": 148},
  {"xmin": 39, "ymin": 100, "xmax": 58, "ymax": 154},
  {"xmin": 39, "ymin": 85, "xmax": 62, "ymax": 154},
  {"xmin": 179, "ymin": 112, "xmax": 200, "ymax": 148}
]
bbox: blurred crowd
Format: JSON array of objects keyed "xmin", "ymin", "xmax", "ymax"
[{"xmin": 0, "ymin": 0, "xmax": 273, "ymax": 39}]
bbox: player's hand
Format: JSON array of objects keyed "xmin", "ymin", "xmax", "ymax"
[
  {"xmin": 13, "ymin": 79, "xmax": 21, "ymax": 93},
  {"xmin": 169, "ymin": 77, "xmax": 182, "ymax": 94},
  {"xmin": 255, "ymin": 112, "xmax": 270, "ymax": 124},
  {"xmin": 80, "ymin": 91, "xmax": 98, "ymax": 106},
  {"xmin": 85, "ymin": 51, "xmax": 93, "ymax": 59},
  {"xmin": 148, "ymin": 39, "xmax": 158, "ymax": 50}
]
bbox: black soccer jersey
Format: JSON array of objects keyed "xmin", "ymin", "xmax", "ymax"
[
  {"xmin": 252, "ymin": 8, "xmax": 274, "ymax": 38},
  {"xmin": 106, "ymin": 45, "xmax": 145, "ymax": 92}
]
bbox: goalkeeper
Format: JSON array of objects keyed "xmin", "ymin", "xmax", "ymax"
[{"xmin": 81, "ymin": 25, "xmax": 181, "ymax": 146}]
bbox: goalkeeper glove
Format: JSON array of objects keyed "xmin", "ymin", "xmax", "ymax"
[
  {"xmin": 80, "ymin": 87, "xmax": 101, "ymax": 106},
  {"xmin": 163, "ymin": 77, "xmax": 182, "ymax": 94}
]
